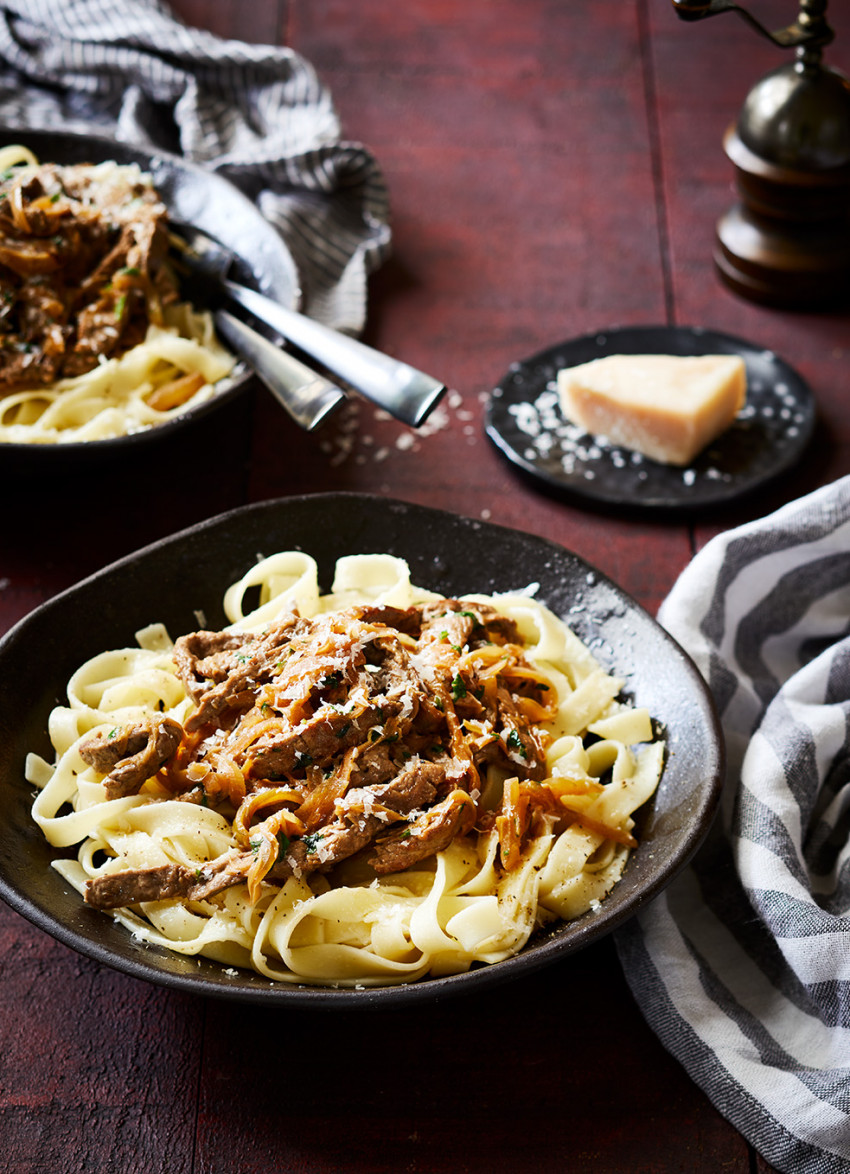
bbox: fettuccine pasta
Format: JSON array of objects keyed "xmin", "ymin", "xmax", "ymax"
[
  {"xmin": 0, "ymin": 303, "xmax": 235, "ymax": 443},
  {"xmin": 28, "ymin": 553, "xmax": 664, "ymax": 987}
]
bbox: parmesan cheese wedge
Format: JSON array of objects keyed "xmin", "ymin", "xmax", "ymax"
[{"xmin": 557, "ymin": 353, "xmax": 747, "ymax": 467}]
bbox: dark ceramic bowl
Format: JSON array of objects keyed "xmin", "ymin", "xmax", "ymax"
[
  {"xmin": 0, "ymin": 126, "xmax": 298, "ymax": 476},
  {"xmin": 0, "ymin": 494, "xmax": 724, "ymax": 1007}
]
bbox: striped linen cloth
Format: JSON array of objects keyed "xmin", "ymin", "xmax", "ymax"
[
  {"xmin": 616, "ymin": 475, "xmax": 850, "ymax": 1174},
  {"xmin": 0, "ymin": 0, "xmax": 390, "ymax": 331}
]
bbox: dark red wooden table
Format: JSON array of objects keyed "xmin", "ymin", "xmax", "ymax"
[{"xmin": 3, "ymin": 2, "xmax": 849, "ymax": 1170}]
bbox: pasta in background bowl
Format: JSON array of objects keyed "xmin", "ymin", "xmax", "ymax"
[
  {"xmin": 0, "ymin": 494, "xmax": 724, "ymax": 1006},
  {"xmin": 0, "ymin": 127, "xmax": 298, "ymax": 474}
]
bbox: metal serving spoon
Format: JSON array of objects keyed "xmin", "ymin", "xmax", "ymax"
[{"xmin": 171, "ymin": 222, "xmax": 446, "ymax": 428}]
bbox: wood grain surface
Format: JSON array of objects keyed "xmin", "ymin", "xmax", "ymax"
[{"xmin": 3, "ymin": 2, "xmax": 849, "ymax": 1171}]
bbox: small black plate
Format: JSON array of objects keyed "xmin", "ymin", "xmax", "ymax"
[
  {"xmin": 0, "ymin": 493, "xmax": 723, "ymax": 1008},
  {"xmin": 0, "ymin": 126, "xmax": 299, "ymax": 474},
  {"xmin": 485, "ymin": 325, "xmax": 815, "ymax": 512}
]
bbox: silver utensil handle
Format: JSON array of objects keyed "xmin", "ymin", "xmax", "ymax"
[
  {"xmin": 221, "ymin": 280, "xmax": 446, "ymax": 428},
  {"xmin": 214, "ymin": 310, "xmax": 346, "ymax": 432}
]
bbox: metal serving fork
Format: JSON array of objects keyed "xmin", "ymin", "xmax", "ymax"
[{"xmin": 170, "ymin": 222, "xmax": 446, "ymax": 428}]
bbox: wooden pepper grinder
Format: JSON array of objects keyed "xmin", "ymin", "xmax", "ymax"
[{"xmin": 672, "ymin": 0, "xmax": 850, "ymax": 308}]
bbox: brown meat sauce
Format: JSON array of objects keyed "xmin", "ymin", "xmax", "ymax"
[
  {"xmin": 0, "ymin": 160, "xmax": 177, "ymax": 392},
  {"xmin": 84, "ymin": 600, "xmax": 554, "ymax": 910}
]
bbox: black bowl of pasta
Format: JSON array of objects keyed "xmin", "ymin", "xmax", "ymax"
[
  {"xmin": 0, "ymin": 127, "xmax": 298, "ymax": 473},
  {"xmin": 0, "ymin": 493, "xmax": 724, "ymax": 1006}
]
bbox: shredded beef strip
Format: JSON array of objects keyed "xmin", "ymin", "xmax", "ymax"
[
  {"xmin": 78, "ymin": 715, "xmax": 182, "ymax": 800},
  {"xmin": 416, "ymin": 598, "xmax": 520, "ymax": 646},
  {"xmin": 172, "ymin": 629, "xmax": 254, "ymax": 701},
  {"xmin": 174, "ymin": 609, "xmax": 306, "ymax": 731},
  {"xmin": 85, "ymin": 862, "xmax": 207, "ymax": 909},
  {"xmin": 369, "ymin": 791, "xmax": 476, "ymax": 874},
  {"xmin": 85, "ymin": 600, "xmax": 551, "ymax": 909}
]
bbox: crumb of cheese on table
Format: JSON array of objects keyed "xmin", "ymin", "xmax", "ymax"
[{"xmin": 556, "ymin": 353, "xmax": 747, "ymax": 467}]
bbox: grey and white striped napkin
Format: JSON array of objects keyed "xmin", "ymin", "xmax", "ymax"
[
  {"xmin": 0, "ymin": 0, "xmax": 390, "ymax": 331},
  {"xmin": 617, "ymin": 475, "xmax": 850, "ymax": 1174}
]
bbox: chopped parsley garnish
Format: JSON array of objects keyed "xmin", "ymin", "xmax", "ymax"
[
  {"xmin": 250, "ymin": 837, "xmax": 263, "ymax": 857},
  {"xmin": 114, "ymin": 292, "xmax": 127, "ymax": 318},
  {"xmin": 507, "ymin": 729, "xmax": 528, "ymax": 759},
  {"xmin": 302, "ymin": 831, "xmax": 325, "ymax": 854},
  {"xmin": 451, "ymin": 674, "xmax": 467, "ymax": 700}
]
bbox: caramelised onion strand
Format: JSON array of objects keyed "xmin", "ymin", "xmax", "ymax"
[{"xmin": 233, "ymin": 786, "xmax": 304, "ymax": 846}]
